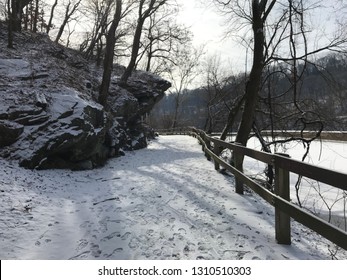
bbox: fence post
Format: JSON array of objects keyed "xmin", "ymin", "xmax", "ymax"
[
  {"xmin": 274, "ymin": 153, "xmax": 291, "ymax": 245},
  {"xmin": 233, "ymin": 145, "xmax": 244, "ymax": 195},
  {"xmin": 205, "ymin": 138, "xmax": 211, "ymax": 161},
  {"xmin": 213, "ymin": 141, "xmax": 220, "ymax": 171}
]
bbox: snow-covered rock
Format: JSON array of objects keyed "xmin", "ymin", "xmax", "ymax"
[
  {"xmin": 0, "ymin": 25, "xmax": 170, "ymax": 170},
  {"xmin": 0, "ymin": 120, "xmax": 24, "ymax": 147},
  {"xmin": 120, "ymin": 74, "xmax": 171, "ymax": 120},
  {"xmin": 5, "ymin": 89, "xmax": 107, "ymax": 170}
]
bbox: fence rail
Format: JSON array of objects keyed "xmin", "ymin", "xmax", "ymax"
[
  {"xmin": 158, "ymin": 127, "xmax": 347, "ymax": 250},
  {"xmin": 210, "ymin": 130, "xmax": 347, "ymax": 141}
]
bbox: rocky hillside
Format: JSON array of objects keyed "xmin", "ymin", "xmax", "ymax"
[{"xmin": 0, "ymin": 24, "xmax": 171, "ymax": 170}]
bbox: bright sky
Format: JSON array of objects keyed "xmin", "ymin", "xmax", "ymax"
[
  {"xmin": 46, "ymin": 0, "xmax": 344, "ymax": 79},
  {"xmin": 175, "ymin": 0, "xmax": 248, "ymax": 74},
  {"xmin": 175, "ymin": 0, "xmax": 345, "ymax": 75}
]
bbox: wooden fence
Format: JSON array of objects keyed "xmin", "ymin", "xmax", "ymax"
[
  {"xmin": 158, "ymin": 127, "xmax": 347, "ymax": 250},
  {"xmin": 210, "ymin": 130, "xmax": 347, "ymax": 142}
]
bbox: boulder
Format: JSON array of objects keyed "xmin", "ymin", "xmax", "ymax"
[
  {"xmin": 9, "ymin": 88, "xmax": 108, "ymax": 170},
  {"xmin": 108, "ymin": 87, "xmax": 139, "ymax": 122},
  {"xmin": 118, "ymin": 72, "xmax": 171, "ymax": 121},
  {"xmin": 0, "ymin": 73, "xmax": 171, "ymax": 170}
]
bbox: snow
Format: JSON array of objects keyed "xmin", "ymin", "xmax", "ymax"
[
  {"xmin": 0, "ymin": 135, "xmax": 346, "ymax": 260},
  {"xmin": 244, "ymin": 137, "xmax": 347, "ymax": 231},
  {"xmin": 247, "ymin": 137, "xmax": 347, "ymax": 173},
  {"xmin": 0, "ymin": 58, "xmax": 31, "ymax": 77}
]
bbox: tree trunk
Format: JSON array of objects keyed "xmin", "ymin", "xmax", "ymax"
[
  {"xmin": 10, "ymin": 0, "xmax": 33, "ymax": 32},
  {"xmin": 120, "ymin": 0, "xmax": 167, "ymax": 85},
  {"xmin": 252, "ymin": 122, "xmax": 274, "ymax": 188},
  {"xmin": 171, "ymin": 93, "xmax": 180, "ymax": 128},
  {"xmin": 203, "ymin": 107, "xmax": 212, "ymax": 134},
  {"xmin": 84, "ymin": 27, "xmax": 103, "ymax": 59},
  {"xmin": 96, "ymin": 38, "xmax": 103, "ymax": 66},
  {"xmin": 235, "ymin": 1, "xmax": 265, "ymax": 147},
  {"xmin": 55, "ymin": 18, "xmax": 68, "ymax": 43},
  {"xmin": 119, "ymin": 17, "xmax": 146, "ymax": 85},
  {"xmin": 98, "ymin": 0, "xmax": 122, "ymax": 107},
  {"xmin": 172, "ymin": 106, "xmax": 178, "ymax": 129},
  {"xmin": 84, "ymin": 9, "xmax": 110, "ymax": 59},
  {"xmin": 55, "ymin": 0, "xmax": 81, "ymax": 43},
  {"xmin": 23, "ymin": 5, "xmax": 28, "ymax": 30},
  {"xmin": 33, "ymin": 0, "xmax": 39, "ymax": 33},
  {"xmin": 146, "ymin": 38, "xmax": 154, "ymax": 72},
  {"xmin": 220, "ymin": 95, "xmax": 245, "ymax": 141},
  {"xmin": 11, "ymin": 0, "xmax": 22, "ymax": 31},
  {"xmin": 7, "ymin": 0, "xmax": 14, "ymax": 48},
  {"xmin": 46, "ymin": 0, "xmax": 58, "ymax": 34}
]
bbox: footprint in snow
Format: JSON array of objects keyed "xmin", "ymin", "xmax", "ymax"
[
  {"xmin": 69, "ymin": 250, "xmax": 90, "ymax": 260},
  {"xmin": 128, "ymin": 237, "xmax": 140, "ymax": 249},
  {"xmin": 90, "ymin": 243, "xmax": 102, "ymax": 258},
  {"xmin": 101, "ymin": 232, "xmax": 121, "ymax": 242},
  {"xmin": 121, "ymin": 232, "xmax": 131, "ymax": 240},
  {"xmin": 103, "ymin": 247, "xmax": 124, "ymax": 258},
  {"xmin": 76, "ymin": 239, "xmax": 89, "ymax": 250},
  {"xmin": 178, "ymin": 228, "xmax": 187, "ymax": 235},
  {"xmin": 79, "ymin": 221, "xmax": 92, "ymax": 229},
  {"xmin": 153, "ymin": 249, "xmax": 162, "ymax": 257}
]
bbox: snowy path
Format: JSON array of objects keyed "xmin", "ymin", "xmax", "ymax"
[{"xmin": 0, "ymin": 135, "xmax": 345, "ymax": 260}]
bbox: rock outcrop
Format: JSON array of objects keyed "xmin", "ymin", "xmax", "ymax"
[
  {"xmin": 0, "ymin": 28, "xmax": 170, "ymax": 169},
  {"xmin": 0, "ymin": 120, "xmax": 24, "ymax": 147}
]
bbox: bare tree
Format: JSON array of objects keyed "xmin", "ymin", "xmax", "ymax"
[
  {"xmin": 46, "ymin": 0, "xmax": 58, "ymax": 34},
  {"xmin": 55, "ymin": 0, "xmax": 82, "ymax": 43},
  {"xmin": 81, "ymin": 0, "xmax": 114, "ymax": 59},
  {"xmin": 8, "ymin": 0, "xmax": 33, "ymax": 32},
  {"xmin": 119, "ymin": 0, "xmax": 169, "ymax": 85},
  {"xmin": 21, "ymin": 0, "xmax": 46, "ymax": 32},
  {"xmin": 7, "ymin": 0, "xmax": 14, "ymax": 48},
  {"xmin": 233, "ymin": 1, "xmax": 273, "ymax": 148},
  {"xmin": 201, "ymin": 55, "xmax": 246, "ymax": 138},
  {"xmin": 98, "ymin": 0, "xmax": 122, "ymax": 107},
  {"xmin": 168, "ymin": 45, "xmax": 204, "ymax": 128},
  {"xmin": 206, "ymin": 0, "xmax": 347, "ymax": 198},
  {"xmin": 202, "ymin": 55, "xmax": 232, "ymax": 133},
  {"xmin": 213, "ymin": 0, "xmax": 347, "ymax": 148},
  {"xmin": 32, "ymin": 0, "xmax": 38, "ymax": 32},
  {"xmin": 7, "ymin": 0, "xmax": 33, "ymax": 47},
  {"xmin": 135, "ymin": 4, "xmax": 191, "ymax": 75}
]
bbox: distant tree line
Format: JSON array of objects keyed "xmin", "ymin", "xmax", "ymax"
[{"xmin": 150, "ymin": 53, "xmax": 347, "ymax": 132}]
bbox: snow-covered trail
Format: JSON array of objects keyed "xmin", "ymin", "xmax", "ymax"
[{"xmin": 0, "ymin": 135, "xmax": 345, "ymax": 260}]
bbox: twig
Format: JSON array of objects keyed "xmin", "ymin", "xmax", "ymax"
[
  {"xmin": 75, "ymin": 177, "xmax": 120, "ymax": 183},
  {"xmin": 93, "ymin": 197, "xmax": 120, "ymax": 205},
  {"xmin": 101, "ymin": 177, "xmax": 121, "ymax": 182}
]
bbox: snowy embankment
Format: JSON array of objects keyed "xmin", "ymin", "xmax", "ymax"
[{"xmin": 0, "ymin": 135, "xmax": 346, "ymax": 260}]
